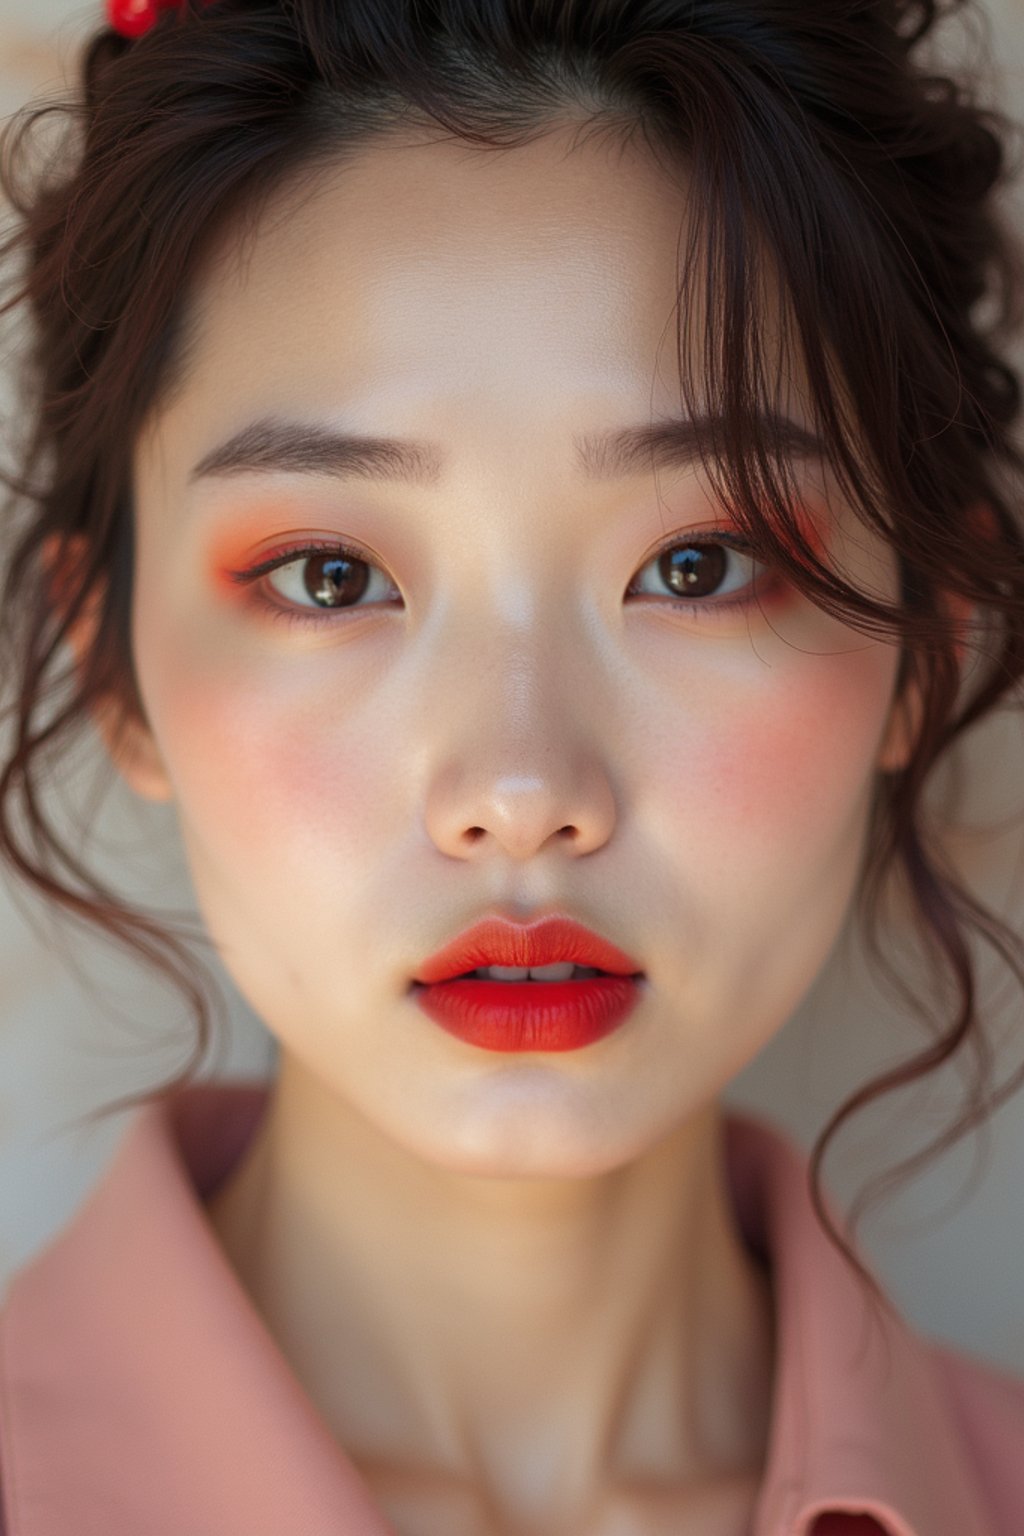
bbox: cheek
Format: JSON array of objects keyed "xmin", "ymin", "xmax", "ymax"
[
  {"xmin": 135, "ymin": 616, "xmax": 395, "ymax": 883},
  {"xmin": 657, "ymin": 638, "xmax": 898, "ymax": 859},
  {"xmin": 635, "ymin": 635, "xmax": 900, "ymax": 1050}
]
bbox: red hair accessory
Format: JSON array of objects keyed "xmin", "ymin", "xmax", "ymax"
[{"xmin": 107, "ymin": 0, "xmax": 215, "ymax": 39}]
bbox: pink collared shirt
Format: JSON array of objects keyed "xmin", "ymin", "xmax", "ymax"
[{"xmin": 0, "ymin": 1080, "xmax": 1021, "ymax": 1535}]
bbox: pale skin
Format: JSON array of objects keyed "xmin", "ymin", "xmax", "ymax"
[{"xmin": 59, "ymin": 118, "xmax": 935, "ymax": 1536}]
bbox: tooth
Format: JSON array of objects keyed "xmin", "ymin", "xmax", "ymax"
[
  {"xmin": 527, "ymin": 962, "xmax": 575, "ymax": 981},
  {"xmin": 473, "ymin": 962, "xmax": 580, "ymax": 981}
]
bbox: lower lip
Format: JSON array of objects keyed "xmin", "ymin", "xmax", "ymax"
[{"xmin": 410, "ymin": 975, "xmax": 644, "ymax": 1052}]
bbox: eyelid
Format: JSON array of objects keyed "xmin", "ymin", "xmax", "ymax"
[
  {"xmin": 227, "ymin": 526, "xmax": 762, "ymax": 583},
  {"xmin": 224, "ymin": 535, "xmax": 381, "ymax": 585},
  {"xmin": 641, "ymin": 525, "xmax": 756, "ymax": 561}
]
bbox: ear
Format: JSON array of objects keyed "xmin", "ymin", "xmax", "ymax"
[
  {"xmin": 43, "ymin": 533, "xmax": 175, "ymax": 804},
  {"xmin": 876, "ymin": 669, "xmax": 919, "ymax": 777},
  {"xmin": 875, "ymin": 498, "xmax": 989, "ymax": 776}
]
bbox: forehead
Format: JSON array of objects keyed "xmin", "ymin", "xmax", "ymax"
[{"xmin": 159, "ymin": 121, "xmax": 807, "ymax": 434}]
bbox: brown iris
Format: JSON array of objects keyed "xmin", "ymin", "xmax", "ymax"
[
  {"xmin": 660, "ymin": 543, "xmax": 728, "ymax": 598},
  {"xmin": 307, "ymin": 553, "xmax": 370, "ymax": 608}
]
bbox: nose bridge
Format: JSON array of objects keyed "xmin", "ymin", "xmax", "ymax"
[{"xmin": 436, "ymin": 583, "xmax": 593, "ymax": 737}]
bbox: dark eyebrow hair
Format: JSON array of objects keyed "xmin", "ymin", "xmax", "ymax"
[{"xmin": 187, "ymin": 409, "xmax": 827, "ymax": 487}]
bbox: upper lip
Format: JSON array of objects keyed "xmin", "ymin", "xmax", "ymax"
[{"xmin": 411, "ymin": 913, "xmax": 645, "ymax": 985}]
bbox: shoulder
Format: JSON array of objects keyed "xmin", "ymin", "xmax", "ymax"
[{"xmin": 926, "ymin": 1335, "xmax": 1024, "ymax": 1525}]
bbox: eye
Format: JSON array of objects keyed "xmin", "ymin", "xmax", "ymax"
[
  {"xmin": 228, "ymin": 540, "xmax": 399, "ymax": 627},
  {"xmin": 625, "ymin": 530, "xmax": 773, "ymax": 619},
  {"xmin": 226, "ymin": 526, "xmax": 776, "ymax": 632}
]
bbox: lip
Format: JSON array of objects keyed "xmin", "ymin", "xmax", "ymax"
[
  {"xmin": 412, "ymin": 972, "xmax": 644, "ymax": 1052},
  {"xmin": 411, "ymin": 912, "xmax": 644, "ymax": 985}
]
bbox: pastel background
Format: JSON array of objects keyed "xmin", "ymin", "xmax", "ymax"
[{"xmin": 0, "ymin": 0, "xmax": 1022, "ymax": 1374}]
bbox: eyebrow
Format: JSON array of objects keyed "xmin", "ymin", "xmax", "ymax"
[{"xmin": 187, "ymin": 409, "xmax": 828, "ymax": 488}]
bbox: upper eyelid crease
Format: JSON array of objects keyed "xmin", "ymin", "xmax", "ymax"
[
  {"xmin": 229, "ymin": 526, "xmax": 759, "ymax": 583},
  {"xmin": 188, "ymin": 410, "xmax": 828, "ymax": 488}
]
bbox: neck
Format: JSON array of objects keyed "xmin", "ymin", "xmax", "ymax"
[{"xmin": 205, "ymin": 1053, "xmax": 776, "ymax": 1530}]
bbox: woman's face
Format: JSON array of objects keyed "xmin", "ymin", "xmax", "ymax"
[{"xmin": 119, "ymin": 122, "xmax": 909, "ymax": 1177}]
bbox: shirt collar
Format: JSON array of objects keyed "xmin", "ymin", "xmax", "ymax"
[{"xmin": 0, "ymin": 1080, "xmax": 996, "ymax": 1536}]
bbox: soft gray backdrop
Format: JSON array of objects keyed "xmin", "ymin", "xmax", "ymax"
[{"xmin": 0, "ymin": 0, "xmax": 1022, "ymax": 1375}]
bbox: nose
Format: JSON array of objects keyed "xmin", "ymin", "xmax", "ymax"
[
  {"xmin": 425, "ymin": 762, "xmax": 617, "ymax": 860},
  {"xmin": 420, "ymin": 630, "xmax": 619, "ymax": 862}
]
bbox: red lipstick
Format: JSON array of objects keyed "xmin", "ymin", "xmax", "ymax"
[{"xmin": 410, "ymin": 913, "xmax": 645, "ymax": 1052}]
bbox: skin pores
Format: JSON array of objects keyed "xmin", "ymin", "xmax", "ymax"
[{"xmin": 90, "ymin": 122, "xmax": 911, "ymax": 1526}]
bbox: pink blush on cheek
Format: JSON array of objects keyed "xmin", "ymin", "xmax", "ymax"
[
  {"xmin": 699, "ymin": 647, "xmax": 898, "ymax": 842},
  {"xmin": 152, "ymin": 659, "xmax": 393, "ymax": 882},
  {"xmin": 160, "ymin": 686, "xmax": 281, "ymax": 851}
]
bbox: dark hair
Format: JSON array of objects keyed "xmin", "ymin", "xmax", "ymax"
[{"xmin": 1, "ymin": 0, "xmax": 1023, "ymax": 1323}]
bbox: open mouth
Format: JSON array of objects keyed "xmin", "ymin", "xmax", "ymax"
[{"xmin": 414, "ymin": 965, "xmax": 645, "ymax": 986}]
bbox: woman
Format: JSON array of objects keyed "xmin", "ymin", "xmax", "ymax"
[{"xmin": 0, "ymin": 1, "xmax": 1022, "ymax": 1532}]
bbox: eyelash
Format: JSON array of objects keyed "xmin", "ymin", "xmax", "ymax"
[{"xmin": 226, "ymin": 529, "xmax": 773, "ymax": 632}]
